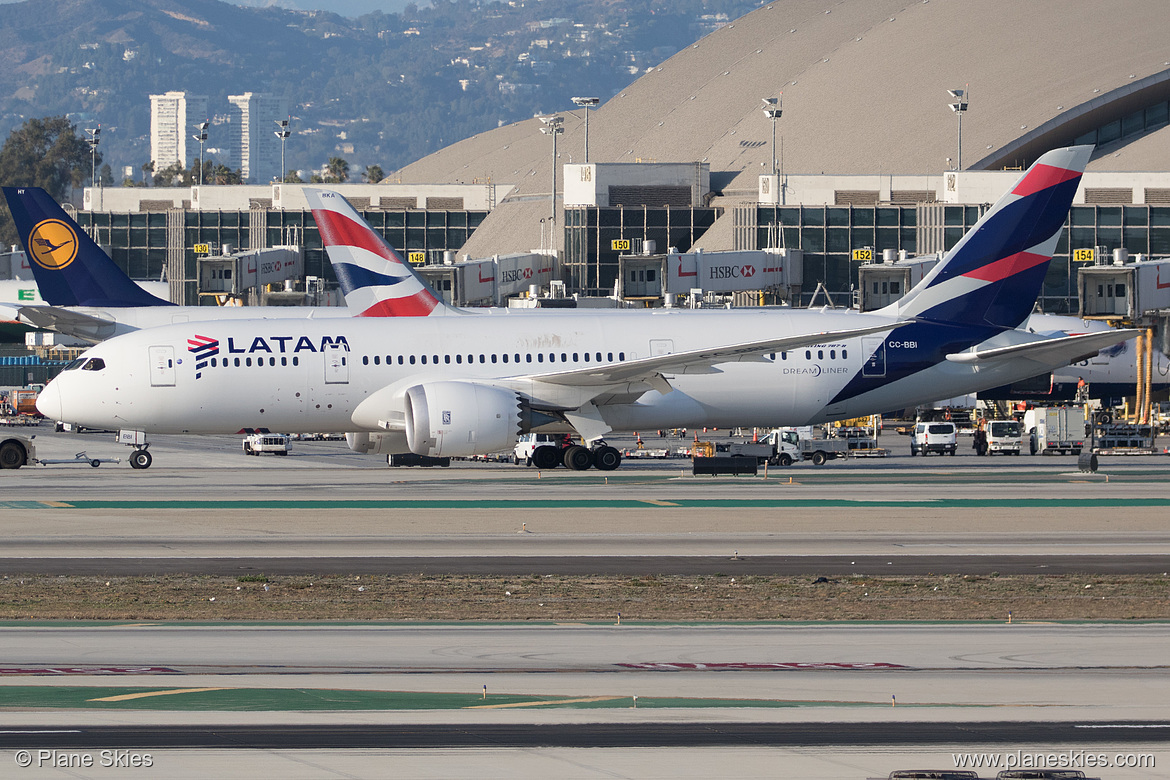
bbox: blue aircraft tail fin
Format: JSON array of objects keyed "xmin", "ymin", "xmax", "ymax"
[
  {"xmin": 2, "ymin": 186, "xmax": 172, "ymax": 307},
  {"xmin": 895, "ymin": 145, "xmax": 1092, "ymax": 329}
]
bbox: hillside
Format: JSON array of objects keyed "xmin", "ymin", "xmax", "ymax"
[{"xmin": 0, "ymin": 0, "xmax": 761, "ymax": 180}]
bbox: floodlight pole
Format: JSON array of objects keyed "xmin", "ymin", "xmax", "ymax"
[
  {"xmin": 275, "ymin": 117, "xmax": 292, "ymax": 182},
  {"xmin": 948, "ymin": 86, "xmax": 969, "ymax": 170},
  {"xmin": 762, "ymin": 96, "xmax": 782, "ymax": 176},
  {"xmin": 571, "ymin": 96, "xmax": 599, "ymax": 163},
  {"xmin": 193, "ymin": 121, "xmax": 209, "ymax": 185},
  {"xmin": 85, "ymin": 124, "xmax": 101, "ymax": 209},
  {"xmin": 540, "ymin": 116, "xmax": 565, "ymax": 246}
]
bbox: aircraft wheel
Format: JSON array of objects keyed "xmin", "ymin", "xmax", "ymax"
[
  {"xmin": 129, "ymin": 450, "xmax": 153, "ymax": 470},
  {"xmin": 811, "ymin": 451, "xmax": 827, "ymax": 466},
  {"xmin": 0, "ymin": 441, "xmax": 26, "ymax": 469},
  {"xmin": 778, "ymin": 453, "xmax": 793, "ymax": 467},
  {"xmin": 531, "ymin": 445, "xmax": 561, "ymax": 470},
  {"xmin": 593, "ymin": 445, "xmax": 622, "ymax": 471},
  {"xmin": 563, "ymin": 444, "xmax": 593, "ymax": 471}
]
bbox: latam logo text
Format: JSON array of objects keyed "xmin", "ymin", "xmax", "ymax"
[
  {"xmin": 225, "ymin": 336, "xmax": 351, "ymax": 354},
  {"xmin": 709, "ymin": 265, "xmax": 756, "ymax": 279}
]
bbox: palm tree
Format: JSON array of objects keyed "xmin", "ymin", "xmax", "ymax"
[
  {"xmin": 363, "ymin": 164, "xmax": 384, "ymax": 184},
  {"xmin": 326, "ymin": 157, "xmax": 349, "ymax": 183}
]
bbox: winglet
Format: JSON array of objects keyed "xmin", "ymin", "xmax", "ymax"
[
  {"xmin": 305, "ymin": 188, "xmax": 455, "ymax": 317},
  {"xmin": 2, "ymin": 187, "xmax": 172, "ymax": 308}
]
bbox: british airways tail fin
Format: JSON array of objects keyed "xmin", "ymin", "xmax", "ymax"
[
  {"xmin": 893, "ymin": 145, "xmax": 1091, "ymax": 329},
  {"xmin": 2, "ymin": 187, "xmax": 172, "ymax": 308},
  {"xmin": 305, "ymin": 188, "xmax": 455, "ymax": 317}
]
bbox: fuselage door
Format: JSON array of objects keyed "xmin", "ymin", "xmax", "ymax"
[
  {"xmin": 650, "ymin": 339, "xmax": 674, "ymax": 357},
  {"xmin": 148, "ymin": 345, "xmax": 176, "ymax": 387},
  {"xmin": 861, "ymin": 336, "xmax": 886, "ymax": 378},
  {"xmin": 324, "ymin": 343, "xmax": 349, "ymax": 384}
]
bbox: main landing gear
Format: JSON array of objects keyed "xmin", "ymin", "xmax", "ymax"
[{"xmin": 531, "ymin": 443, "xmax": 622, "ymax": 471}]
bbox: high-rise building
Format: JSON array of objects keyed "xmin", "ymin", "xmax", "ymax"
[
  {"xmin": 149, "ymin": 92, "xmax": 208, "ymax": 172},
  {"xmin": 226, "ymin": 92, "xmax": 287, "ymax": 183}
]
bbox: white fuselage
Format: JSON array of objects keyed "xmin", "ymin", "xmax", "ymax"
[{"xmin": 38, "ymin": 307, "xmax": 1068, "ymax": 437}]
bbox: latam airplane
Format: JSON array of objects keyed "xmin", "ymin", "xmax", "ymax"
[
  {"xmin": 2, "ymin": 187, "xmax": 349, "ymax": 342},
  {"xmin": 36, "ymin": 146, "xmax": 1136, "ymax": 470}
]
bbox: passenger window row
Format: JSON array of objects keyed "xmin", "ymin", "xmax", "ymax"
[
  {"xmin": 769, "ymin": 348, "xmax": 849, "ymax": 361},
  {"xmin": 360, "ymin": 351, "xmax": 627, "ymax": 367},
  {"xmin": 208, "ymin": 356, "xmax": 301, "ymax": 368}
]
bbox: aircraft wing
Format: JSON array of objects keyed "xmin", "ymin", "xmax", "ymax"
[
  {"xmin": 18, "ymin": 306, "xmax": 116, "ymax": 342},
  {"xmin": 525, "ymin": 322, "xmax": 896, "ymax": 388},
  {"xmin": 945, "ymin": 329, "xmax": 1139, "ymax": 367}
]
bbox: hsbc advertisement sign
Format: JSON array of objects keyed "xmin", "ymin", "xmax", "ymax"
[
  {"xmin": 457, "ymin": 252, "xmax": 556, "ymax": 303},
  {"xmin": 666, "ymin": 250, "xmax": 792, "ymax": 294},
  {"xmin": 496, "ymin": 252, "xmax": 553, "ymax": 297}
]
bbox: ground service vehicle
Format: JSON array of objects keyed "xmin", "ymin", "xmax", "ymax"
[
  {"xmin": 11, "ymin": 386, "xmax": 41, "ymax": 416},
  {"xmin": 984, "ymin": 419, "xmax": 1022, "ymax": 455},
  {"xmin": 770, "ymin": 429, "xmax": 850, "ymax": 465},
  {"xmin": 1024, "ymin": 407, "xmax": 1085, "ymax": 455},
  {"xmin": 242, "ymin": 433, "xmax": 291, "ymax": 456},
  {"xmin": 513, "ymin": 433, "xmax": 564, "ymax": 465},
  {"xmin": 911, "ymin": 422, "xmax": 957, "ymax": 455},
  {"xmin": 0, "ymin": 433, "xmax": 35, "ymax": 468},
  {"xmin": 714, "ymin": 429, "xmax": 849, "ymax": 466}
]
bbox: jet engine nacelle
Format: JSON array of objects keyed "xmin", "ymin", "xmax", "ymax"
[
  {"xmin": 404, "ymin": 381, "xmax": 521, "ymax": 458},
  {"xmin": 345, "ymin": 431, "xmax": 409, "ymax": 455}
]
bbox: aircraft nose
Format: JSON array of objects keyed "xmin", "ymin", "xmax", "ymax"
[{"xmin": 35, "ymin": 379, "xmax": 62, "ymax": 421}]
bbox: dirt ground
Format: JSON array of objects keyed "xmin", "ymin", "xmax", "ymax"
[{"xmin": 2, "ymin": 572, "xmax": 1168, "ymax": 622}]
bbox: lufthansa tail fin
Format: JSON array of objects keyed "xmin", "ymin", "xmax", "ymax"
[
  {"xmin": 892, "ymin": 145, "xmax": 1092, "ymax": 329},
  {"xmin": 2, "ymin": 187, "xmax": 172, "ymax": 308},
  {"xmin": 305, "ymin": 188, "xmax": 456, "ymax": 317}
]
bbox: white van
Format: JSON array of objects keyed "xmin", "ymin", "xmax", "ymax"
[
  {"xmin": 513, "ymin": 433, "xmax": 563, "ymax": 465},
  {"xmin": 242, "ymin": 433, "xmax": 291, "ymax": 456},
  {"xmin": 911, "ymin": 421, "xmax": 957, "ymax": 456}
]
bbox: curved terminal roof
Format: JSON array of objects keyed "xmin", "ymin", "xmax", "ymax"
[{"xmin": 396, "ymin": 0, "xmax": 1170, "ymax": 256}]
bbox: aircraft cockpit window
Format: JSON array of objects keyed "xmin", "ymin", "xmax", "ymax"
[
  {"xmin": 81, "ymin": 358, "xmax": 106, "ymax": 372},
  {"xmin": 62, "ymin": 358, "xmax": 87, "ymax": 371}
]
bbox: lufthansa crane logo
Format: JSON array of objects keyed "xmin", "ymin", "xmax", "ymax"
[{"xmin": 28, "ymin": 219, "xmax": 78, "ymax": 270}]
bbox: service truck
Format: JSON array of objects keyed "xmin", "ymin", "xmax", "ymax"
[
  {"xmin": 703, "ymin": 428, "xmax": 850, "ymax": 466},
  {"xmin": 0, "ymin": 433, "xmax": 35, "ymax": 469},
  {"xmin": 984, "ymin": 419, "xmax": 1023, "ymax": 455},
  {"xmin": 242, "ymin": 433, "xmax": 291, "ymax": 456},
  {"xmin": 1024, "ymin": 406, "xmax": 1085, "ymax": 455}
]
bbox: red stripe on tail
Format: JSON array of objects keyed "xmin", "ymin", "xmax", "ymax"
[
  {"xmin": 1011, "ymin": 164, "xmax": 1082, "ymax": 199},
  {"xmin": 359, "ymin": 295, "xmax": 439, "ymax": 317},
  {"xmin": 312, "ymin": 208, "xmax": 399, "ymax": 263},
  {"xmin": 961, "ymin": 250, "xmax": 1049, "ymax": 283}
]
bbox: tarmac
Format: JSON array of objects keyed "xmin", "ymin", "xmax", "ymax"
[{"xmin": 1, "ymin": 424, "xmax": 1168, "ymax": 778}]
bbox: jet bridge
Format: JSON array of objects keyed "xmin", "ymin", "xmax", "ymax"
[{"xmin": 197, "ymin": 245, "xmax": 304, "ymax": 305}]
